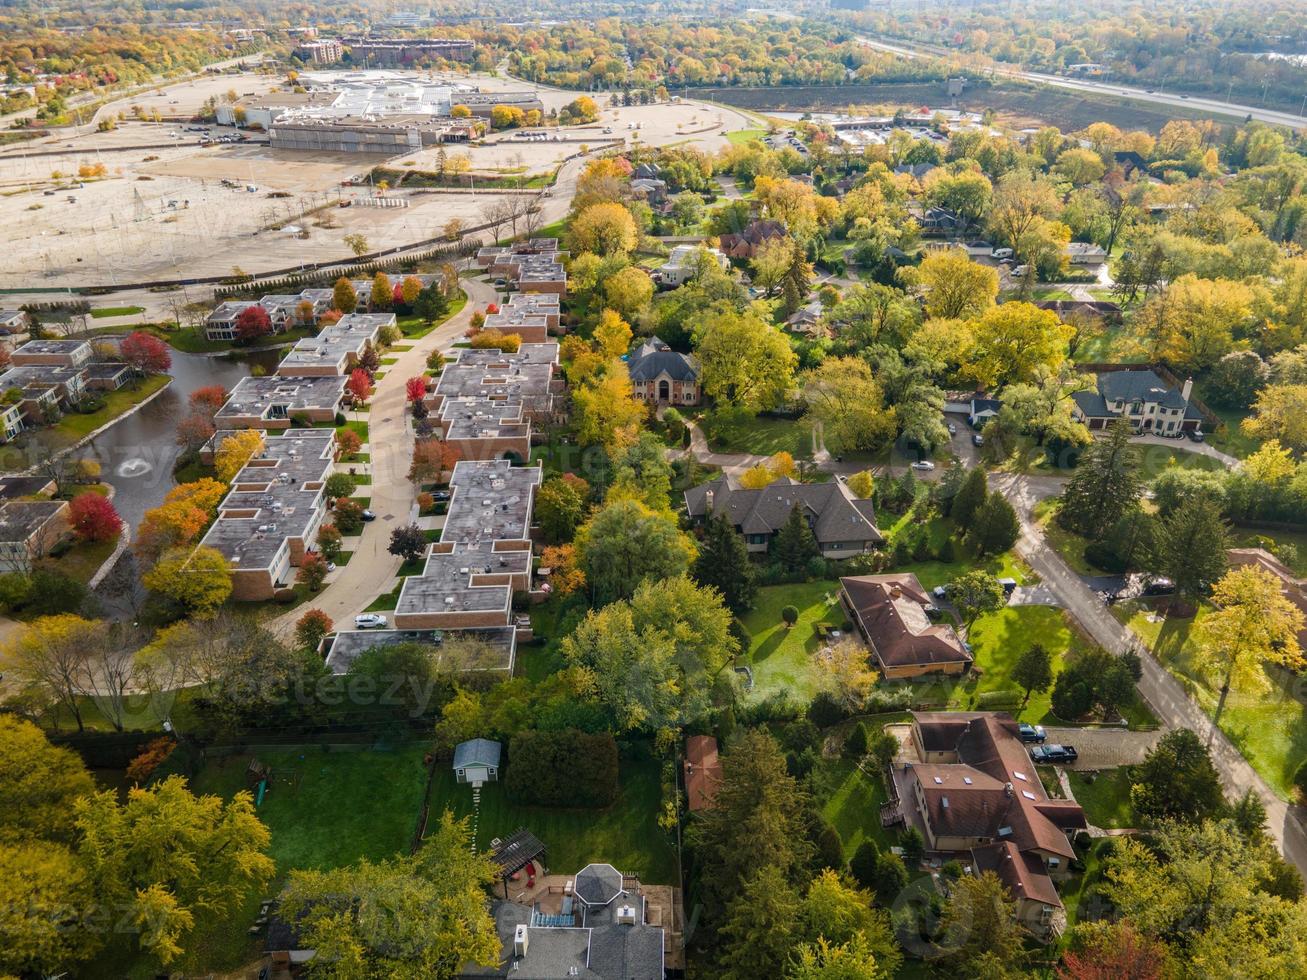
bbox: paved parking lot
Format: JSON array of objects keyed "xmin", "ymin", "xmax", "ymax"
[{"xmin": 1039, "ymin": 727, "xmax": 1162, "ymax": 769}]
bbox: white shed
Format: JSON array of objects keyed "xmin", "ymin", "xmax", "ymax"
[{"xmin": 453, "ymin": 738, "xmax": 502, "ymax": 786}]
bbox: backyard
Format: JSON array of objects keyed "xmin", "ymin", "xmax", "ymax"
[
  {"xmin": 1067, "ymin": 768, "xmax": 1137, "ymax": 830},
  {"xmin": 739, "ymin": 580, "xmax": 846, "ymax": 703},
  {"xmin": 426, "ymin": 744, "xmax": 678, "ymax": 884},
  {"xmin": 699, "ymin": 410, "xmax": 814, "ymax": 458},
  {"xmin": 816, "ymin": 757, "xmax": 895, "ymax": 860},
  {"xmin": 1118, "ymin": 600, "xmax": 1307, "ymax": 799}
]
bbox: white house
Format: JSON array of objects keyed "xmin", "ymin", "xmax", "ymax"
[{"xmin": 453, "ymin": 738, "xmax": 502, "ymax": 785}]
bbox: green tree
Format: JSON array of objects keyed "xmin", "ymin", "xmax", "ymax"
[
  {"xmin": 950, "ymin": 467, "xmax": 989, "ymax": 528},
  {"xmin": 694, "ymin": 308, "xmax": 798, "ymax": 411},
  {"xmin": 969, "ymin": 493, "xmax": 1020, "ymax": 556},
  {"xmin": 719, "ymin": 866, "xmax": 802, "ymax": 980},
  {"xmin": 774, "ymin": 504, "xmax": 819, "ymax": 570},
  {"xmin": 414, "ymin": 282, "xmax": 450, "ymax": 324},
  {"xmin": 1130, "ymin": 728, "xmax": 1227, "ymax": 825},
  {"xmin": 535, "ymin": 475, "xmax": 588, "ymax": 543},
  {"xmin": 849, "ymin": 841, "xmax": 879, "ymax": 890},
  {"xmin": 0, "ymin": 715, "xmax": 97, "ymax": 843},
  {"xmin": 279, "ymin": 811, "xmax": 499, "ymax": 979},
  {"xmin": 939, "ymin": 871, "xmax": 1026, "ymax": 975},
  {"xmin": 692, "ymin": 513, "xmax": 758, "ymax": 613},
  {"xmin": 1012, "ymin": 644, "xmax": 1054, "ymax": 705},
  {"xmin": 946, "ymin": 570, "xmax": 1006, "ymax": 633},
  {"xmin": 1152, "ymin": 496, "xmax": 1229, "ymax": 603},
  {"xmin": 870, "ymin": 852, "xmax": 907, "ymax": 905},
  {"xmin": 1058, "ymin": 419, "xmax": 1141, "ymax": 538},
  {"xmin": 75, "ymin": 775, "xmax": 274, "ymax": 965},
  {"xmin": 576, "ymin": 499, "xmax": 695, "ymax": 604},
  {"xmin": 845, "ymin": 721, "xmax": 869, "ymax": 759}
]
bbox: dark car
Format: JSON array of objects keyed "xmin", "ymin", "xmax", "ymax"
[
  {"xmin": 1031, "ymin": 744, "xmax": 1077, "ymax": 764},
  {"xmin": 1143, "ymin": 577, "xmax": 1175, "ymax": 596},
  {"xmin": 972, "ymin": 433, "xmax": 984, "ymax": 447},
  {"xmin": 1189, "ymin": 429, "xmax": 1206, "ymax": 443},
  {"xmin": 997, "ymin": 577, "xmax": 1018, "ymax": 597},
  {"xmin": 1018, "ymin": 723, "xmax": 1046, "ymax": 744},
  {"xmin": 361, "ymin": 509, "xmax": 377, "ymax": 522},
  {"xmin": 432, "ymin": 491, "xmax": 452, "ymax": 501}
]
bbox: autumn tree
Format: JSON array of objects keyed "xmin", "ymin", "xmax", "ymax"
[
  {"xmin": 75, "ymin": 776, "xmax": 274, "ymax": 965},
  {"xmin": 1058, "ymin": 922, "xmax": 1171, "ymax": 980},
  {"xmin": 3, "ymin": 614, "xmax": 106, "ymax": 732},
  {"xmin": 815, "ymin": 639, "xmax": 877, "ymax": 712},
  {"xmin": 910, "ymin": 248, "xmax": 998, "ymax": 320},
  {"xmin": 297, "ymin": 552, "xmax": 328, "ymax": 591},
  {"xmin": 575, "ymin": 499, "xmax": 695, "ymax": 604},
  {"xmin": 119, "ymin": 330, "xmax": 172, "ymax": 375},
  {"xmin": 962, "ymin": 301, "xmax": 1072, "ymax": 389},
  {"xmin": 801, "ymin": 357, "xmax": 896, "ymax": 455},
  {"xmin": 234, "ymin": 304, "xmax": 272, "ymax": 344},
  {"xmin": 572, "ymin": 371, "xmax": 644, "ymax": 448},
  {"xmin": 0, "ymin": 714, "xmax": 96, "ymax": 842},
  {"xmin": 370, "ymin": 272, "xmax": 393, "ymax": 310},
  {"xmin": 1243, "ymin": 383, "xmax": 1307, "ymax": 455},
  {"xmin": 68, "ymin": 492, "xmax": 123, "ymax": 543},
  {"xmin": 987, "ymin": 169, "xmax": 1061, "ymax": 256},
  {"xmin": 694, "ymin": 309, "xmax": 797, "ymax": 412},
  {"xmin": 333, "ymin": 276, "xmax": 358, "ymax": 314},
  {"xmin": 569, "ymin": 201, "xmax": 638, "ymax": 256},
  {"xmin": 295, "ymin": 609, "xmax": 333, "ymax": 652},
  {"xmin": 408, "ymin": 439, "xmax": 458, "ymax": 483},
  {"xmin": 388, "ymin": 523, "xmax": 427, "ymax": 564},
  {"xmin": 142, "ymin": 546, "xmax": 232, "ymax": 616},
  {"xmin": 213, "ymin": 428, "xmax": 263, "ymax": 483},
  {"xmin": 346, "ymin": 368, "xmax": 373, "ymax": 406},
  {"xmin": 1193, "ymin": 565, "xmax": 1306, "ymax": 735}
]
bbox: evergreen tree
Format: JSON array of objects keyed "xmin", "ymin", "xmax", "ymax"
[
  {"xmin": 969, "ymin": 493, "xmax": 1020, "ymax": 555},
  {"xmin": 1153, "ymin": 497, "xmax": 1230, "ymax": 602},
  {"xmin": 1012, "ymin": 644, "xmax": 1054, "ymax": 705},
  {"xmin": 845, "ymin": 721, "xmax": 869, "ymax": 759},
  {"xmin": 1058, "ymin": 418, "xmax": 1141, "ymax": 537},
  {"xmin": 849, "ymin": 841, "xmax": 880, "ymax": 890},
  {"xmin": 1130, "ymin": 728, "xmax": 1226, "ymax": 824},
  {"xmin": 774, "ymin": 504, "xmax": 819, "ymax": 570},
  {"xmin": 951, "ymin": 466, "xmax": 989, "ymax": 528},
  {"xmin": 717, "ymin": 867, "xmax": 801, "ymax": 980},
  {"xmin": 692, "ymin": 514, "xmax": 757, "ymax": 613},
  {"xmin": 934, "ymin": 463, "xmax": 967, "ymax": 515},
  {"xmin": 414, "ymin": 282, "xmax": 449, "ymax": 324}
]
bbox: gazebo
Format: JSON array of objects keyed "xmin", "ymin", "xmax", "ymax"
[{"xmin": 489, "ymin": 828, "xmax": 547, "ymax": 898}]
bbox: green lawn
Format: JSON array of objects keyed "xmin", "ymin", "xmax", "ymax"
[
  {"xmin": 739, "ymin": 580, "xmax": 847, "ymax": 702},
  {"xmin": 1060, "ymin": 838, "xmax": 1115, "ymax": 929},
  {"xmin": 89, "ymin": 305, "xmax": 144, "ymax": 318},
  {"xmin": 162, "ymin": 325, "xmax": 315, "ymax": 354},
  {"xmin": 3, "ymin": 375, "xmax": 171, "ymax": 466},
  {"xmin": 1119, "ymin": 601, "xmax": 1307, "ymax": 799},
  {"xmin": 1068, "ymin": 768, "xmax": 1137, "ymax": 830},
  {"xmin": 335, "ymin": 419, "xmax": 369, "ymax": 443},
  {"xmin": 396, "ymin": 289, "xmax": 468, "ymax": 339},
  {"xmin": 43, "ymin": 533, "xmax": 118, "ymax": 584},
  {"xmin": 1033, "ymin": 499, "xmax": 1096, "ymax": 575},
  {"xmin": 426, "ymin": 745, "xmax": 677, "ymax": 884},
  {"xmin": 817, "ymin": 759, "xmax": 894, "ymax": 859},
  {"xmin": 1233, "ymin": 528, "xmax": 1307, "ymax": 576},
  {"xmin": 700, "ymin": 411, "xmax": 814, "ymax": 458},
  {"xmin": 725, "ymin": 128, "xmax": 767, "ymax": 145}
]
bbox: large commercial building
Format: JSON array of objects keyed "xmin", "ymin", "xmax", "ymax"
[{"xmin": 338, "ymin": 37, "xmax": 476, "ymax": 66}]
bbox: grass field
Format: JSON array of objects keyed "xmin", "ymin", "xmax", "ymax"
[
  {"xmin": 396, "ymin": 288, "xmax": 468, "ymax": 339},
  {"xmin": 89, "ymin": 305, "xmax": 144, "ymax": 318},
  {"xmin": 426, "ymin": 745, "xmax": 678, "ymax": 884},
  {"xmin": 1067, "ymin": 768, "xmax": 1137, "ymax": 830},
  {"xmin": 725, "ymin": 127, "xmax": 767, "ymax": 145},
  {"xmin": 700, "ymin": 411, "xmax": 813, "ymax": 458},
  {"xmin": 817, "ymin": 759, "xmax": 894, "ymax": 859},
  {"xmin": 1119, "ymin": 601, "xmax": 1307, "ymax": 799},
  {"xmin": 739, "ymin": 580, "xmax": 846, "ymax": 702}
]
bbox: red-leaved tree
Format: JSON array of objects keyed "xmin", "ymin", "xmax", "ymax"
[
  {"xmin": 234, "ymin": 305, "xmax": 272, "ymax": 344},
  {"xmin": 1057, "ymin": 923, "xmax": 1168, "ymax": 980},
  {"xmin": 176, "ymin": 413, "xmax": 216, "ymax": 453},
  {"xmin": 119, "ymin": 331, "xmax": 172, "ymax": 375},
  {"xmin": 345, "ymin": 368, "xmax": 373, "ymax": 406},
  {"xmin": 69, "ymin": 493, "xmax": 124, "ymax": 543},
  {"xmin": 405, "ymin": 376, "xmax": 428, "ymax": 403},
  {"xmin": 319, "ymin": 309, "xmax": 343, "ymax": 326},
  {"xmin": 189, "ymin": 385, "xmax": 228, "ymax": 421},
  {"xmin": 295, "ymin": 608, "xmax": 334, "ymax": 652}
]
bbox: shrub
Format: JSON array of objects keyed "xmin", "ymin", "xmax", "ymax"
[
  {"xmin": 850, "ymin": 840, "xmax": 880, "ymax": 889},
  {"xmin": 0, "ymin": 572, "xmax": 32, "ymax": 610},
  {"xmin": 845, "ymin": 721, "xmax": 869, "ymax": 758},
  {"xmin": 781, "ymin": 718, "xmax": 821, "ymax": 754},
  {"xmin": 125, "ymin": 737, "xmax": 176, "ymax": 785},
  {"xmin": 864, "ymin": 687, "xmax": 913, "ymax": 712},
  {"xmin": 814, "ymin": 818, "xmax": 845, "ymax": 871},
  {"xmin": 505, "ymin": 729, "xmax": 618, "ymax": 807},
  {"xmin": 975, "ymin": 689, "xmax": 1022, "ymax": 711},
  {"xmin": 1294, "ymin": 759, "xmax": 1307, "ymax": 805},
  {"xmin": 781, "ymin": 604, "xmax": 799, "ymax": 626},
  {"xmin": 808, "ymin": 691, "xmax": 849, "ymax": 728}
]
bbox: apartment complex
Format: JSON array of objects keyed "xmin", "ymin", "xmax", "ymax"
[
  {"xmin": 204, "ymin": 289, "xmax": 335, "ymax": 342},
  {"xmin": 475, "ymin": 240, "xmax": 567, "ymax": 295},
  {"xmin": 276, "ymin": 313, "xmax": 392, "ymax": 377},
  {"xmin": 0, "ymin": 340, "xmax": 137, "ymax": 444},
  {"xmin": 215, "ymin": 376, "xmax": 345, "ymax": 430},
  {"xmin": 338, "ymin": 37, "xmax": 476, "ymax": 65},
  {"xmin": 199, "ymin": 430, "xmax": 336, "ymax": 601},
  {"xmin": 428, "ymin": 343, "xmax": 560, "ymax": 462}
]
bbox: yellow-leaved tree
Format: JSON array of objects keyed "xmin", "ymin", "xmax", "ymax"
[{"xmin": 214, "ymin": 429, "xmax": 264, "ymax": 483}]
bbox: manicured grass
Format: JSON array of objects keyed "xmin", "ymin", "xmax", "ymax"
[
  {"xmin": 818, "ymin": 759, "xmax": 894, "ymax": 859},
  {"xmin": 188, "ymin": 744, "xmax": 431, "ymax": 874},
  {"xmin": 366, "ymin": 584, "xmax": 402, "ymax": 611},
  {"xmin": 1033, "ymin": 499, "xmax": 1096, "ymax": 576},
  {"xmin": 1068, "ymin": 768, "xmax": 1137, "ymax": 830},
  {"xmin": 426, "ymin": 744, "xmax": 678, "ymax": 884},
  {"xmin": 89, "ymin": 305, "xmax": 144, "ymax": 318},
  {"xmin": 163, "ymin": 325, "xmax": 315, "ymax": 354},
  {"xmin": 739, "ymin": 580, "xmax": 847, "ymax": 702},
  {"xmin": 700, "ymin": 411, "xmax": 813, "ymax": 458},
  {"xmin": 1193, "ymin": 384, "xmax": 1262, "ymax": 459},
  {"xmin": 1119, "ymin": 601, "xmax": 1307, "ymax": 799},
  {"xmin": 43, "ymin": 534, "xmax": 118, "ymax": 584},
  {"xmin": 396, "ymin": 289, "xmax": 468, "ymax": 338},
  {"xmin": 725, "ymin": 127, "xmax": 767, "ymax": 145},
  {"xmin": 1061, "ymin": 838, "xmax": 1114, "ymax": 929},
  {"xmin": 11, "ymin": 375, "xmax": 170, "ymax": 463},
  {"xmin": 380, "ymin": 356, "xmax": 399, "ymax": 365},
  {"xmin": 335, "ymin": 419, "xmax": 369, "ymax": 443},
  {"xmin": 1133, "ymin": 443, "xmax": 1227, "ymax": 481}
]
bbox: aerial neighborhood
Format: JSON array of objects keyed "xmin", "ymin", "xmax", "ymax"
[{"xmin": 4, "ymin": 5, "xmax": 1307, "ymax": 979}]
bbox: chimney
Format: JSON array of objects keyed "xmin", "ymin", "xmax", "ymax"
[
  {"xmin": 1005, "ymin": 782, "xmax": 1013, "ymax": 797},
  {"xmin": 1182, "ymin": 377, "xmax": 1193, "ymax": 403},
  {"xmin": 704, "ymin": 489, "xmax": 714, "ymax": 509},
  {"xmin": 514, "ymin": 924, "xmax": 529, "ymax": 958}
]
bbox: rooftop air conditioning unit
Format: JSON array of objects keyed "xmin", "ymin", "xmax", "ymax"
[{"xmin": 513, "ymin": 924, "xmax": 529, "ymax": 957}]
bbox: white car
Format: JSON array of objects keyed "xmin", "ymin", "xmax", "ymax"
[
  {"xmin": 910, "ymin": 460, "xmax": 936, "ymax": 472},
  {"xmin": 354, "ymin": 613, "xmax": 388, "ymax": 629}
]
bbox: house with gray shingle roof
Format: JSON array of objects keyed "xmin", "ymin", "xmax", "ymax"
[
  {"xmin": 684, "ymin": 474, "xmax": 881, "ymax": 558},
  {"xmin": 1071, "ymin": 369, "xmax": 1202, "ymax": 436},
  {"xmin": 627, "ymin": 337, "xmax": 700, "ymax": 406}
]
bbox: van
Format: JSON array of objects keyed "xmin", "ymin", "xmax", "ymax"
[{"xmin": 992, "ymin": 247, "xmax": 1014, "ymax": 260}]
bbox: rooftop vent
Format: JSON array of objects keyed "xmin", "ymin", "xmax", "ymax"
[{"xmin": 615, "ymin": 905, "xmax": 638, "ymax": 926}]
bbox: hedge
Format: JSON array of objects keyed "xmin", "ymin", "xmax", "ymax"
[
  {"xmin": 505, "ymin": 729, "xmax": 619, "ymax": 808},
  {"xmin": 975, "ymin": 689, "xmax": 1023, "ymax": 711}
]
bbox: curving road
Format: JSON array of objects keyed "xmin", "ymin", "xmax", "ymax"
[
  {"xmin": 267, "ymin": 275, "xmax": 497, "ymax": 637},
  {"xmin": 858, "ymin": 35, "xmax": 1307, "ymax": 129}
]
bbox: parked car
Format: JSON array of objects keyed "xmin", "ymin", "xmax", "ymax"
[
  {"xmin": 997, "ymin": 577, "xmax": 1018, "ymax": 597},
  {"xmin": 1018, "ymin": 723, "xmax": 1047, "ymax": 744},
  {"xmin": 361, "ymin": 509, "xmax": 377, "ymax": 522},
  {"xmin": 910, "ymin": 460, "xmax": 936, "ymax": 472},
  {"xmin": 354, "ymin": 613, "xmax": 388, "ymax": 629},
  {"xmin": 432, "ymin": 491, "xmax": 451, "ymax": 501},
  {"xmin": 932, "ymin": 585, "xmax": 949, "ymax": 601},
  {"xmin": 946, "ymin": 421, "xmax": 957, "ymax": 435},
  {"xmin": 1030, "ymin": 744, "xmax": 1077, "ymax": 764},
  {"xmin": 972, "ymin": 433, "xmax": 984, "ymax": 447},
  {"xmin": 1188, "ymin": 430, "xmax": 1206, "ymax": 443},
  {"xmin": 1142, "ymin": 577, "xmax": 1175, "ymax": 596}
]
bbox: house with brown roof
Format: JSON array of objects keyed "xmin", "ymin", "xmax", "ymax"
[
  {"xmin": 717, "ymin": 219, "xmax": 787, "ymax": 260},
  {"xmin": 684, "ymin": 735, "xmax": 723, "ymax": 812},
  {"xmin": 684, "ymin": 474, "xmax": 881, "ymax": 559},
  {"xmin": 1228, "ymin": 548, "xmax": 1307, "ymax": 652},
  {"xmin": 899, "ymin": 712, "xmax": 1086, "ymax": 937},
  {"xmin": 840, "ymin": 574, "xmax": 972, "ymax": 679}
]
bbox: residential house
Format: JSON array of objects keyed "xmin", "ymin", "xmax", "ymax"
[
  {"xmin": 629, "ymin": 177, "xmax": 668, "ymax": 205},
  {"xmin": 718, "ymin": 219, "xmax": 786, "ymax": 260},
  {"xmin": 897, "ymin": 712, "xmax": 1087, "ymax": 937},
  {"xmin": 0, "ymin": 499, "xmax": 69, "ymax": 572},
  {"xmin": 1071, "ymin": 370, "xmax": 1202, "ymax": 435},
  {"xmin": 684, "ymin": 474, "xmax": 882, "ymax": 558},
  {"xmin": 941, "ymin": 391, "xmax": 1002, "ymax": 430},
  {"xmin": 914, "ymin": 204, "xmax": 964, "ymax": 236},
  {"xmin": 652, "ymin": 244, "xmax": 728, "ymax": 288},
  {"xmin": 1035, "ymin": 299, "xmax": 1123, "ymax": 325},
  {"xmin": 1064, "ymin": 242, "xmax": 1108, "ymax": 266},
  {"xmin": 840, "ymin": 574, "xmax": 973, "ymax": 679},
  {"xmin": 453, "ymin": 738, "xmax": 502, "ymax": 785},
  {"xmin": 784, "ymin": 299, "xmax": 826, "ymax": 338},
  {"xmin": 627, "ymin": 336, "xmax": 700, "ymax": 406},
  {"xmin": 684, "ymin": 735, "xmax": 723, "ymax": 812},
  {"xmin": 1227, "ymin": 548, "xmax": 1307, "ymax": 652}
]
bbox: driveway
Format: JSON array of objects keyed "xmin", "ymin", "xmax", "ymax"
[
  {"xmin": 991, "ymin": 471, "xmax": 1307, "ymax": 876},
  {"xmin": 267, "ymin": 276, "xmax": 497, "ymax": 637},
  {"xmin": 1038, "ymin": 727, "xmax": 1163, "ymax": 769},
  {"xmin": 1009, "ymin": 585, "xmax": 1060, "ymax": 607},
  {"xmin": 1130, "ymin": 432, "xmax": 1240, "ymax": 470}
]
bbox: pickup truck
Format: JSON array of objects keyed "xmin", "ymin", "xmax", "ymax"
[{"xmin": 1030, "ymin": 744, "xmax": 1077, "ymax": 764}]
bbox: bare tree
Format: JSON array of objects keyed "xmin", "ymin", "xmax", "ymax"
[
  {"xmin": 481, "ymin": 199, "xmax": 515, "ymax": 243},
  {"xmin": 5, "ymin": 616, "xmax": 106, "ymax": 732},
  {"xmin": 80, "ymin": 625, "xmax": 142, "ymax": 732}
]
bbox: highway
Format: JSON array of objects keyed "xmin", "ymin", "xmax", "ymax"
[{"xmin": 859, "ymin": 35, "xmax": 1307, "ymax": 129}]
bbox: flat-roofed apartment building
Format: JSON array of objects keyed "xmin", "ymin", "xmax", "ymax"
[
  {"xmin": 475, "ymin": 240, "xmax": 567, "ymax": 296},
  {"xmin": 215, "ymin": 376, "xmax": 345, "ymax": 430},
  {"xmin": 500, "ymin": 293, "xmax": 560, "ymax": 329},
  {"xmin": 392, "ymin": 458, "xmax": 541, "ymax": 630},
  {"xmin": 200, "ymin": 429, "xmax": 336, "ymax": 601},
  {"xmin": 0, "ymin": 499, "xmax": 69, "ymax": 573},
  {"xmin": 429, "ymin": 343, "xmax": 559, "ymax": 462},
  {"xmin": 337, "ymin": 37, "xmax": 477, "ymax": 65},
  {"xmin": 204, "ymin": 289, "xmax": 336, "ymax": 342},
  {"xmin": 277, "ymin": 313, "xmax": 392, "ymax": 377},
  {"xmin": 9, "ymin": 339, "xmax": 94, "ymax": 368}
]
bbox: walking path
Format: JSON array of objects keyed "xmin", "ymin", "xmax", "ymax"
[{"xmin": 267, "ymin": 277, "xmax": 496, "ymax": 637}]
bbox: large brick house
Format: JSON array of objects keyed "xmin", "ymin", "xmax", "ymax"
[
  {"xmin": 627, "ymin": 337, "xmax": 700, "ymax": 406},
  {"xmin": 839, "ymin": 573, "xmax": 973, "ymax": 679},
  {"xmin": 1071, "ymin": 369, "xmax": 1203, "ymax": 436}
]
